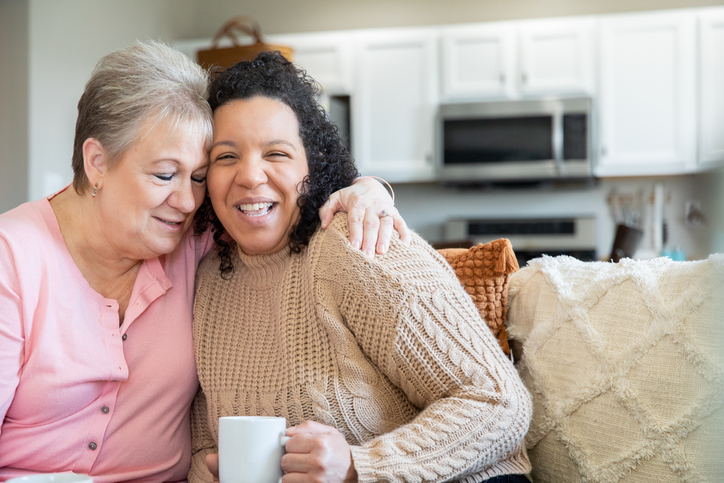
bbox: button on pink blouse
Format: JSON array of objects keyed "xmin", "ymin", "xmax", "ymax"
[{"xmin": 0, "ymin": 195, "xmax": 214, "ymax": 482}]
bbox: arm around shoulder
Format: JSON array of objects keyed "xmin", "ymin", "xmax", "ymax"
[{"xmin": 313, "ymin": 216, "xmax": 532, "ymax": 482}]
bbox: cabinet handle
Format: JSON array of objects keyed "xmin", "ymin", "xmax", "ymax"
[
  {"xmin": 500, "ymin": 73, "xmax": 505, "ymax": 84},
  {"xmin": 601, "ymin": 146, "xmax": 607, "ymax": 157},
  {"xmin": 521, "ymin": 73, "xmax": 528, "ymax": 84}
]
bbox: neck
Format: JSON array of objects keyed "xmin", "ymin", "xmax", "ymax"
[{"xmin": 50, "ymin": 187, "xmax": 142, "ymax": 280}]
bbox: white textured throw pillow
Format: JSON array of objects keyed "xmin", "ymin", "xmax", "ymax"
[{"xmin": 507, "ymin": 255, "xmax": 724, "ymax": 483}]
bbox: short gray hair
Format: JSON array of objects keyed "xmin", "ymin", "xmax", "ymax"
[{"xmin": 72, "ymin": 40, "xmax": 212, "ymax": 194}]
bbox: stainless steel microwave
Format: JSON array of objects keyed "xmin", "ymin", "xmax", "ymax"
[{"xmin": 436, "ymin": 97, "xmax": 593, "ymax": 184}]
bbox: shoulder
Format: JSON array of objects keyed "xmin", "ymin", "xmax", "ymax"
[
  {"xmin": 0, "ymin": 200, "xmax": 56, "ymax": 256},
  {"xmin": 0, "ymin": 200, "xmax": 48, "ymax": 236},
  {"xmin": 165, "ymin": 226, "xmax": 215, "ymax": 267},
  {"xmin": 192, "ymin": 249, "xmax": 228, "ymax": 323},
  {"xmin": 310, "ymin": 213, "xmax": 458, "ymax": 285},
  {"xmin": 0, "ymin": 200, "xmax": 55, "ymax": 288},
  {"xmin": 196, "ymin": 247, "xmax": 225, "ymax": 285}
]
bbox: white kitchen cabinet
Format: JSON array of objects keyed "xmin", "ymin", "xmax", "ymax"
[
  {"xmin": 440, "ymin": 18, "xmax": 595, "ymax": 102},
  {"xmin": 440, "ymin": 23, "xmax": 515, "ymax": 100},
  {"xmin": 267, "ymin": 31, "xmax": 354, "ymax": 94},
  {"xmin": 175, "ymin": 33, "xmax": 354, "ymax": 95},
  {"xmin": 518, "ymin": 18, "xmax": 596, "ymax": 97},
  {"xmin": 352, "ymin": 29, "xmax": 439, "ymax": 182},
  {"xmin": 698, "ymin": 8, "xmax": 724, "ymax": 169},
  {"xmin": 596, "ymin": 11, "xmax": 696, "ymax": 177}
]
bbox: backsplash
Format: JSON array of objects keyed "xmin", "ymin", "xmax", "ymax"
[{"xmin": 392, "ymin": 171, "xmax": 718, "ymax": 261}]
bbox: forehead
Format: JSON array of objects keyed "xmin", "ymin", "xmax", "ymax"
[
  {"xmin": 122, "ymin": 117, "xmax": 210, "ymax": 170},
  {"xmin": 213, "ymin": 97, "xmax": 299, "ymax": 136}
]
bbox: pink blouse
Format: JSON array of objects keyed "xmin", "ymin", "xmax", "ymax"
[{"xmin": 0, "ymin": 195, "xmax": 214, "ymax": 482}]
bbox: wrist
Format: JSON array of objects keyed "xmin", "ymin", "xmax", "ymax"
[{"xmin": 352, "ymin": 175, "xmax": 394, "ymax": 202}]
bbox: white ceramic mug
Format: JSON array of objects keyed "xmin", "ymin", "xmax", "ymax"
[
  {"xmin": 7, "ymin": 474, "xmax": 93, "ymax": 483},
  {"xmin": 218, "ymin": 416, "xmax": 290, "ymax": 483}
]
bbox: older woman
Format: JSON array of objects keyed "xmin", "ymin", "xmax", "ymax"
[
  {"xmin": 0, "ymin": 41, "xmax": 405, "ymax": 482},
  {"xmin": 190, "ymin": 52, "xmax": 532, "ymax": 483}
]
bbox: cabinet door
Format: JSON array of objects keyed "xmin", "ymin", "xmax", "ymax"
[
  {"xmin": 597, "ymin": 11, "xmax": 696, "ymax": 176},
  {"xmin": 352, "ymin": 29, "xmax": 439, "ymax": 182},
  {"xmin": 268, "ymin": 32, "xmax": 353, "ymax": 94},
  {"xmin": 518, "ymin": 18, "xmax": 595, "ymax": 96},
  {"xmin": 440, "ymin": 23, "xmax": 515, "ymax": 100},
  {"xmin": 698, "ymin": 8, "xmax": 724, "ymax": 169}
]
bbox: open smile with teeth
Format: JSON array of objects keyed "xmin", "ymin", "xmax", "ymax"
[{"xmin": 236, "ymin": 202, "xmax": 275, "ymax": 217}]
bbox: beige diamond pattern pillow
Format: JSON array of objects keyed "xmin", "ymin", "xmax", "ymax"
[{"xmin": 506, "ymin": 255, "xmax": 724, "ymax": 483}]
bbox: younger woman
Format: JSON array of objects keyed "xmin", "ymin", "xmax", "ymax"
[{"xmin": 190, "ymin": 52, "xmax": 532, "ymax": 483}]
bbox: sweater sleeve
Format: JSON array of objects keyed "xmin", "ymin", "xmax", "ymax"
[
  {"xmin": 188, "ymin": 387, "xmax": 216, "ymax": 483},
  {"xmin": 312, "ymin": 214, "xmax": 532, "ymax": 483}
]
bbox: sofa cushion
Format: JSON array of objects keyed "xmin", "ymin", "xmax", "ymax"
[
  {"xmin": 506, "ymin": 255, "xmax": 724, "ymax": 483},
  {"xmin": 438, "ymin": 238, "xmax": 519, "ymax": 356}
]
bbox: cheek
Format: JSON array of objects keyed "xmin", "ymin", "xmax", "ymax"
[
  {"xmin": 193, "ymin": 185, "xmax": 207, "ymax": 207},
  {"xmin": 207, "ymin": 171, "xmax": 231, "ymax": 213},
  {"xmin": 206, "ymin": 172, "xmax": 224, "ymax": 201}
]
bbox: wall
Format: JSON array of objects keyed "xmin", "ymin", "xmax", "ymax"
[
  {"xmin": 26, "ymin": 0, "xmax": 198, "ymax": 201},
  {"xmin": 0, "ymin": 0, "xmax": 29, "ymax": 213},
  {"xmin": 187, "ymin": 0, "xmax": 724, "ymax": 36}
]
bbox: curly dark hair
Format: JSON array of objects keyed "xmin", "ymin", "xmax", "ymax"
[{"xmin": 194, "ymin": 51, "xmax": 359, "ymax": 277}]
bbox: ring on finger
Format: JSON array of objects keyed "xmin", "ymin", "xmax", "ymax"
[{"xmin": 378, "ymin": 210, "xmax": 393, "ymax": 219}]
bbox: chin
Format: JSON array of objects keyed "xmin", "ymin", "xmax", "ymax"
[{"xmin": 146, "ymin": 237, "xmax": 184, "ymax": 257}]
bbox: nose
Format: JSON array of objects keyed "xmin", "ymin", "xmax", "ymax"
[
  {"xmin": 169, "ymin": 178, "xmax": 198, "ymax": 214},
  {"xmin": 235, "ymin": 157, "xmax": 268, "ymax": 189}
]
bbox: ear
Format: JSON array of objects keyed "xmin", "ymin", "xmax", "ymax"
[{"xmin": 82, "ymin": 138, "xmax": 108, "ymax": 189}]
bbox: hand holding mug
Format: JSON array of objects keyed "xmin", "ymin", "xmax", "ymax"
[
  {"xmin": 281, "ymin": 420, "xmax": 357, "ymax": 483},
  {"xmin": 205, "ymin": 453, "xmax": 220, "ymax": 482},
  {"xmin": 217, "ymin": 416, "xmax": 290, "ymax": 483}
]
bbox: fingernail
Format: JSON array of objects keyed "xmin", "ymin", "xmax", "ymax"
[
  {"xmin": 365, "ymin": 248, "xmax": 374, "ymax": 257},
  {"xmin": 380, "ymin": 244, "xmax": 388, "ymax": 254},
  {"xmin": 352, "ymin": 240, "xmax": 361, "ymax": 250}
]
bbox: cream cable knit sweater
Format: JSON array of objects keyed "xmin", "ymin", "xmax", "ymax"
[{"xmin": 189, "ymin": 214, "xmax": 532, "ymax": 483}]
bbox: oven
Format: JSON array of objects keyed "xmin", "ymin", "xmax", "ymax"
[{"xmin": 445, "ymin": 216, "xmax": 597, "ymax": 267}]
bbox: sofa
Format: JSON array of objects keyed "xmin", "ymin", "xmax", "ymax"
[{"xmin": 439, "ymin": 241, "xmax": 724, "ymax": 483}]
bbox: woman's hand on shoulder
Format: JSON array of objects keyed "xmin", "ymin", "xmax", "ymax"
[
  {"xmin": 281, "ymin": 420, "xmax": 358, "ymax": 483},
  {"xmin": 319, "ymin": 177, "xmax": 410, "ymax": 257}
]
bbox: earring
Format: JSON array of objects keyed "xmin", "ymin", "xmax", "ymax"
[{"xmin": 92, "ymin": 184, "xmax": 98, "ymax": 198}]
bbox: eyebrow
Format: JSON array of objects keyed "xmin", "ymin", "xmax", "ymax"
[
  {"xmin": 152, "ymin": 158, "xmax": 181, "ymax": 166},
  {"xmin": 151, "ymin": 158, "xmax": 209, "ymax": 170},
  {"xmin": 209, "ymin": 140, "xmax": 237, "ymax": 151},
  {"xmin": 209, "ymin": 139, "xmax": 298, "ymax": 151},
  {"xmin": 265, "ymin": 139, "xmax": 297, "ymax": 151}
]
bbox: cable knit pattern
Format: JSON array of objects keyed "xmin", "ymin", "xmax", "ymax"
[{"xmin": 190, "ymin": 214, "xmax": 532, "ymax": 483}]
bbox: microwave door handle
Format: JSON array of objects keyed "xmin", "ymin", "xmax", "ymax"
[{"xmin": 553, "ymin": 106, "xmax": 565, "ymax": 176}]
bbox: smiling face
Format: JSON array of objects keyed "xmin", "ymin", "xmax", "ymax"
[
  {"xmin": 207, "ymin": 96, "xmax": 309, "ymax": 256},
  {"xmin": 95, "ymin": 119, "xmax": 208, "ymax": 259}
]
